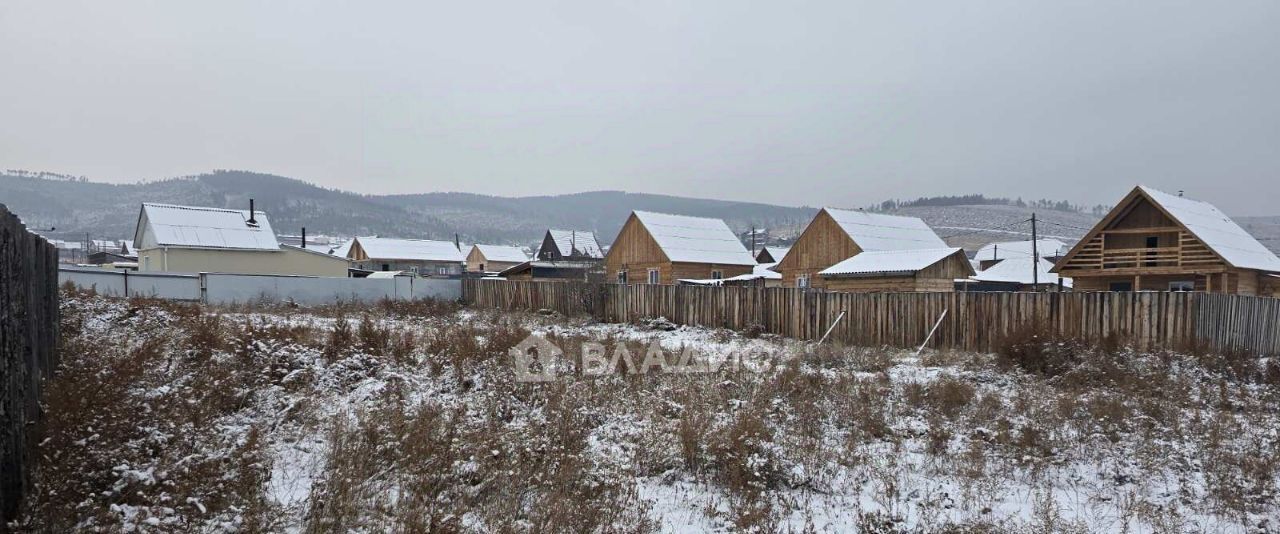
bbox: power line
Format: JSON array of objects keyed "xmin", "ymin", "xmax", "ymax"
[{"xmin": 1037, "ymin": 220, "xmax": 1096, "ymax": 233}]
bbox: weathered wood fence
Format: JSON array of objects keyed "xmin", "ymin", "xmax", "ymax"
[
  {"xmin": 462, "ymin": 279, "xmax": 1280, "ymax": 355},
  {"xmin": 0, "ymin": 205, "xmax": 59, "ymax": 523}
]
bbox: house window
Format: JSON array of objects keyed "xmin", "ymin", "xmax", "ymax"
[
  {"xmin": 437, "ymin": 266, "xmax": 451, "ymax": 275},
  {"xmin": 1169, "ymin": 281, "xmax": 1194, "ymax": 292},
  {"xmin": 617, "ymin": 271, "xmax": 627, "ymax": 284},
  {"xmin": 1109, "ymin": 281, "xmax": 1133, "ymax": 292},
  {"xmin": 797, "ymin": 274, "xmax": 810, "ymax": 288},
  {"xmin": 381, "ymin": 263, "xmax": 391, "ymax": 271},
  {"xmin": 711, "ymin": 270, "xmax": 723, "ymax": 280},
  {"xmin": 648, "ymin": 269, "xmax": 660, "ymax": 284},
  {"xmin": 143, "ymin": 256, "xmax": 151, "ymax": 270},
  {"xmin": 479, "ymin": 263, "xmax": 485, "ymax": 272},
  {"xmin": 409, "ymin": 266, "xmax": 420, "ymax": 275}
]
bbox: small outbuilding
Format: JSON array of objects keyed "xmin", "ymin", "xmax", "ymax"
[
  {"xmin": 754, "ymin": 246, "xmax": 791, "ymax": 264},
  {"xmin": 775, "ymin": 208, "xmax": 950, "ymax": 289},
  {"xmin": 960, "ymin": 257, "xmax": 1070, "ymax": 292},
  {"xmin": 818, "ymin": 247, "xmax": 974, "ymax": 293},
  {"xmin": 604, "ymin": 211, "xmax": 756, "ymax": 284},
  {"xmin": 466, "ymin": 244, "xmax": 531, "ymax": 273},
  {"xmin": 498, "ymin": 260, "xmax": 601, "ymax": 281}
]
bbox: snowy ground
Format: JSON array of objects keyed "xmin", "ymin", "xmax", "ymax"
[{"xmin": 13, "ymin": 291, "xmax": 1279, "ymax": 532}]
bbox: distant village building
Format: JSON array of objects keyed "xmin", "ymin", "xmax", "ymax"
[
  {"xmin": 604, "ymin": 211, "xmax": 755, "ymax": 284},
  {"xmin": 974, "ymin": 239, "xmax": 1071, "ymax": 271},
  {"xmin": 132, "ymin": 203, "xmax": 350, "ymax": 277},
  {"xmin": 960, "ymin": 257, "xmax": 1069, "ymax": 292},
  {"xmin": 466, "ymin": 244, "xmax": 530, "ymax": 273},
  {"xmin": 775, "ymin": 208, "xmax": 951, "ymax": 289},
  {"xmin": 754, "ymin": 246, "xmax": 790, "ymax": 264},
  {"xmin": 498, "ymin": 260, "xmax": 600, "ymax": 281},
  {"xmin": 537, "ymin": 230, "xmax": 604, "ymax": 261},
  {"xmin": 818, "ymin": 248, "xmax": 973, "ymax": 292},
  {"xmin": 1053, "ymin": 186, "xmax": 1280, "ymax": 296},
  {"xmin": 345, "ymin": 236, "xmax": 465, "ymax": 276}
]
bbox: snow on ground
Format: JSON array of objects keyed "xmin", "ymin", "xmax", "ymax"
[{"xmin": 14, "ymin": 291, "xmax": 1279, "ymax": 532}]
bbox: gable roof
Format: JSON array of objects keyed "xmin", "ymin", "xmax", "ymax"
[
  {"xmin": 631, "ymin": 211, "xmax": 756, "ymax": 266},
  {"xmin": 819, "ymin": 247, "xmax": 966, "ymax": 277},
  {"xmin": 1054, "ymin": 186, "xmax": 1280, "ymax": 273},
  {"xmin": 1137, "ymin": 186, "xmax": 1280, "ymax": 272},
  {"xmin": 757, "ymin": 246, "xmax": 790, "ymax": 262},
  {"xmin": 134, "ymin": 203, "xmax": 279, "ymax": 251},
  {"xmin": 971, "ymin": 257, "xmax": 1070, "ymax": 287},
  {"xmin": 352, "ymin": 237, "xmax": 463, "ymax": 262},
  {"xmin": 473, "ymin": 244, "xmax": 530, "ymax": 263},
  {"xmin": 823, "ymin": 208, "xmax": 948, "ymax": 251},
  {"xmin": 547, "ymin": 230, "xmax": 603, "ymax": 258},
  {"xmin": 975, "ymin": 239, "xmax": 1071, "ymax": 263}
]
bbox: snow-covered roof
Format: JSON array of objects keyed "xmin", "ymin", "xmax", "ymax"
[
  {"xmin": 329, "ymin": 239, "xmax": 354, "ymax": 257},
  {"xmin": 632, "ymin": 211, "xmax": 756, "ymax": 266},
  {"xmin": 366, "ymin": 271, "xmax": 411, "ymax": 279},
  {"xmin": 758, "ymin": 246, "xmax": 790, "ymax": 262},
  {"xmin": 1139, "ymin": 186, "xmax": 1280, "ymax": 272},
  {"xmin": 824, "ymin": 208, "xmax": 948, "ymax": 251},
  {"xmin": 974, "ymin": 239, "xmax": 1071, "ymax": 263},
  {"xmin": 721, "ymin": 262, "xmax": 784, "ymax": 282},
  {"xmin": 473, "ymin": 244, "xmax": 530, "ymax": 263},
  {"xmin": 135, "ymin": 203, "xmax": 279, "ymax": 251},
  {"xmin": 352, "ymin": 237, "xmax": 463, "ymax": 262},
  {"xmin": 970, "ymin": 257, "xmax": 1071, "ymax": 287},
  {"xmin": 820, "ymin": 247, "xmax": 963, "ymax": 277},
  {"xmin": 548, "ymin": 230, "xmax": 603, "ymax": 259}
]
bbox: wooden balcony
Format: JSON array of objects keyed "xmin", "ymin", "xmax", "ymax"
[{"xmin": 1058, "ymin": 229, "xmax": 1223, "ymax": 273}]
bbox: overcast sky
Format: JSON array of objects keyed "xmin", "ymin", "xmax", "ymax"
[{"xmin": 2, "ymin": 1, "xmax": 1278, "ymax": 214}]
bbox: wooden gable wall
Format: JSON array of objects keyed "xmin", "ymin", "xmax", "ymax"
[
  {"xmin": 604, "ymin": 214, "xmax": 670, "ymax": 282},
  {"xmin": 774, "ymin": 209, "xmax": 861, "ymax": 288},
  {"xmin": 1056, "ymin": 193, "xmax": 1226, "ymax": 275}
]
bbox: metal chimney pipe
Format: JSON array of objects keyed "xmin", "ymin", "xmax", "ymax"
[
  {"xmin": 301, "ymin": 227, "xmax": 307, "ymax": 248},
  {"xmin": 248, "ymin": 199, "xmax": 257, "ymax": 224}
]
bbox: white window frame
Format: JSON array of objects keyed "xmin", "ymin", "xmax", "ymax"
[
  {"xmin": 648, "ymin": 269, "xmax": 660, "ymax": 285},
  {"xmin": 617, "ymin": 270, "xmax": 627, "ymax": 284},
  {"xmin": 797, "ymin": 274, "xmax": 810, "ymax": 288},
  {"xmin": 1169, "ymin": 280, "xmax": 1194, "ymax": 292}
]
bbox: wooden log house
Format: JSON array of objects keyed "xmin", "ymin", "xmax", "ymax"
[
  {"xmin": 774, "ymin": 207, "xmax": 952, "ymax": 289},
  {"xmin": 1053, "ymin": 186, "xmax": 1280, "ymax": 296},
  {"xmin": 604, "ymin": 211, "xmax": 756, "ymax": 285}
]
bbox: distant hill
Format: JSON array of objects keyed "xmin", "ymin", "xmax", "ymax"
[
  {"xmin": 5, "ymin": 169, "xmax": 1275, "ymax": 255},
  {"xmin": 0, "ymin": 170, "xmax": 817, "ymax": 248}
]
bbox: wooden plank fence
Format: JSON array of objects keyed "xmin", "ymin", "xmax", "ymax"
[
  {"xmin": 0, "ymin": 205, "xmax": 60, "ymax": 523},
  {"xmin": 462, "ymin": 279, "xmax": 1280, "ymax": 356}
]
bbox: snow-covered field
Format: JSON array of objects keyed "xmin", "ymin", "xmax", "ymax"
[{"xmin": 14, "ymin": 291, "xmax": 1279, "ymax": 532}]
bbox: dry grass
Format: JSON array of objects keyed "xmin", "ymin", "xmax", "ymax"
[{"xmin": 14, "ymin": 290, "xmax": 1280, "ymax": 532}]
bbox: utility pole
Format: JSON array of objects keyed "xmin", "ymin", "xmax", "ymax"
[
  {"xmin": 1030, "ymin": 213, "xmax": 1039, "ymax": 288},
  {"xmin": 750, "ymin": 225, "xmax": 756, "ymax": 255}
]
